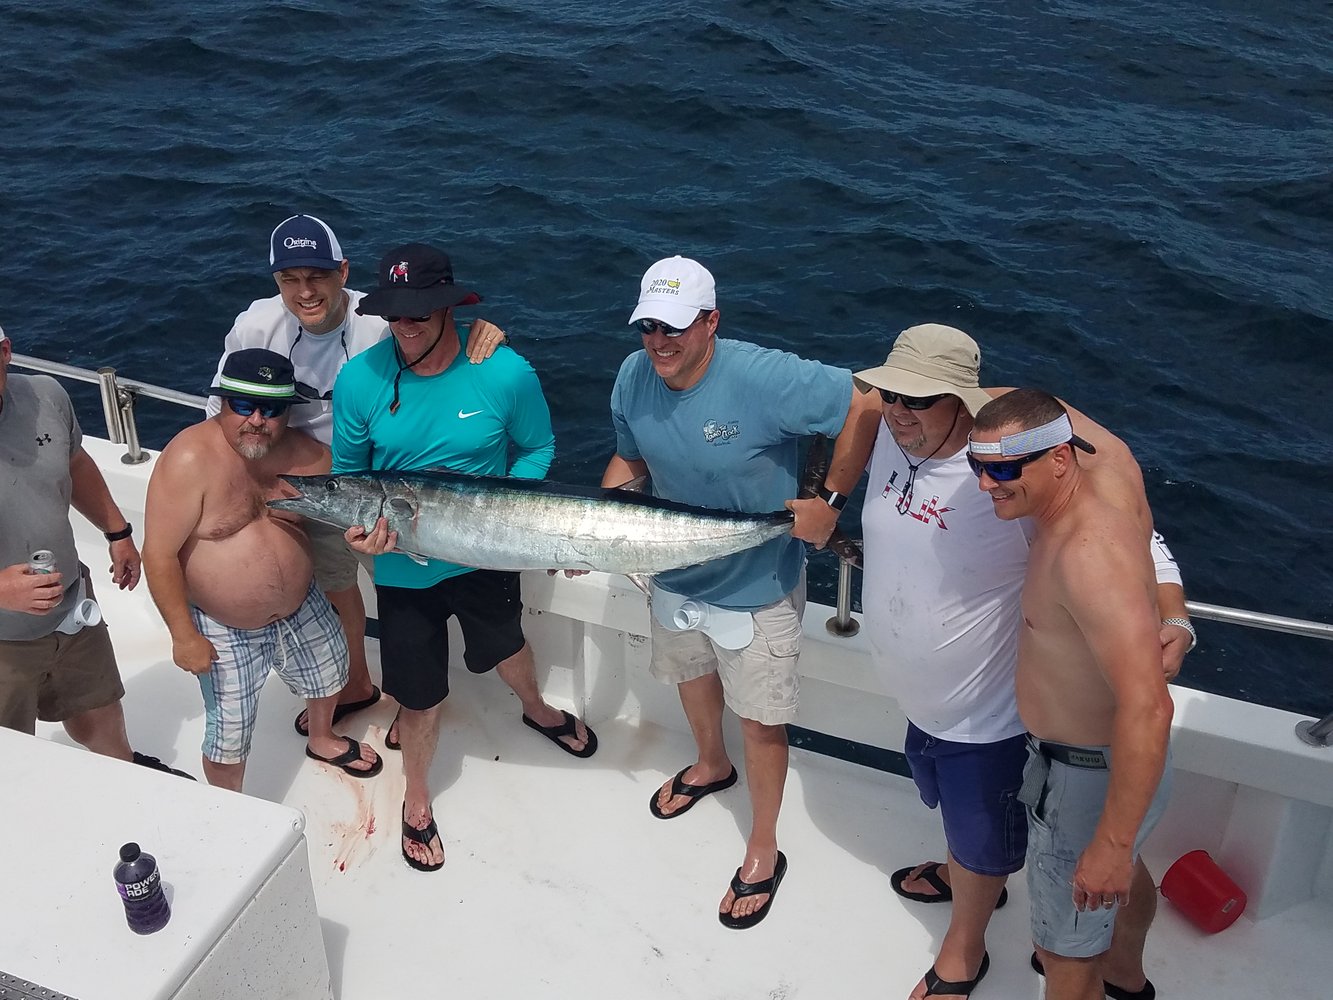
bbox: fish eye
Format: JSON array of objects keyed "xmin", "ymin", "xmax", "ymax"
[{"xmin": 324, "ymin": 481, "xmax": 339, "ymax": 492}]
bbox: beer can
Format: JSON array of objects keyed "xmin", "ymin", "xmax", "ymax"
[{"xmin": 28, "ymin": 550, "xmax": 56, "ymax": 575}]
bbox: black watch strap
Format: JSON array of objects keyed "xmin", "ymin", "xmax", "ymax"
[
  {"xmin": 104, "ymin": 523, "xmax": 133, "ymax": 542},
  {"xmin": 816, "ymin": 486, "xmax": 848, "ymax": 511}
]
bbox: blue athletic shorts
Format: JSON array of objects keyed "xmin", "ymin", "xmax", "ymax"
[{"xmin": 904, "ymin": 721, "xmax": 1029, "ymax": 876}]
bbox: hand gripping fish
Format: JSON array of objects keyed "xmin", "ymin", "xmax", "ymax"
[{"xmin": 267, "ymin": 470, "xmax": 796, "ymax": 576}]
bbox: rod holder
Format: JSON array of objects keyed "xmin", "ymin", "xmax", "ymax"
[{"xmin": 96, "ymin": 367, "xmax": 126, "ymax": 444}]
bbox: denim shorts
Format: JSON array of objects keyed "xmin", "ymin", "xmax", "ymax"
[
  {"xmin": 1019, "ymin": 739, "xmax": 1173, "ymax": 957},
  {"xmin": 904, "ymin": 722, "xmax": 1028, "ymax": 876}
]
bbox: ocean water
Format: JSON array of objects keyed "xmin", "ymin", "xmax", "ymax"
[{"xmin": 2, "ymin": 0, "xmax": 1329, "ymax": 715}]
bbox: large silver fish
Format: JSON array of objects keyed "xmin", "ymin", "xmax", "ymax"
[{"xmin": 267, "ymin": 470, "xmax": 796, "ymax": 575}]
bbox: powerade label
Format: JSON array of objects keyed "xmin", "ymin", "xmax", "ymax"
[{"xmin": 117, "ymin": 868, "xmax": 160, "ymax": 900}]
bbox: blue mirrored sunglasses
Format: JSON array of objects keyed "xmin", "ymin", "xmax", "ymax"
[
  {"xmin": 967, "ymin": 447, "xmax": 1053, "ymax": 482},
  {"xmin": 227, "ymin": 397, "xmax": 290, "ymax": 419}
]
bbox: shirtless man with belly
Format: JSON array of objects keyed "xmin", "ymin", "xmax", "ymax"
[
  {"xmin": 143, "ymin": 349, "xmax": 382, "ymax": 792},
  {"xmin": 968, "ymin": 388, "xmax": 1173, "ymax": 1000}
]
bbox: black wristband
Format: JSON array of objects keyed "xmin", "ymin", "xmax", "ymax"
[
  {"xmin": 816, "ymin": 486, "xmax": 848, "ymax": 511},
  {"xmin": 104, "ymin": 523, "xmax": 133, "ymax": 542}
]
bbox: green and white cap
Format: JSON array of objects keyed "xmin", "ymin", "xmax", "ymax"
[{"xmin": 206, "ymin": 348, "xmax": 309, "ymax": 403}]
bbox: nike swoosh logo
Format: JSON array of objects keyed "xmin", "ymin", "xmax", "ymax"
[{"xmin": 458, "ymin": 409, "xmax": 484, "ymax": 419}]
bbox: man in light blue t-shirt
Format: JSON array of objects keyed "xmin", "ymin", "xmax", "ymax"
[{"xmin": 604, "ymin": 256, "xmax": 857, "ymax": 929}]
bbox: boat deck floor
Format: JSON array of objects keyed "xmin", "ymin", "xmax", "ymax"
[{"xmin": 37, "ymin": 578, "xmax": 1333, "ymax": 1000}]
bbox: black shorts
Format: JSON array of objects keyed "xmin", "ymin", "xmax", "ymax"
[{"xmin": 375, "ymin": 570, "xmax": 526, "ymax": 711}]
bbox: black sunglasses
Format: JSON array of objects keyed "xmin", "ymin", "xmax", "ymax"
[
  {"xmin": 295, "ymin": 381, "xmax": 333, "ymax": 402},
  {"xmin": 226, "ymin": 397, "xmax": 290, "ymax": 419},
  {"xmin": 967, "ymin": 447, "xmax": 1053, "ymax": 482},
  {"xmin": 386, "ymin": 314, "xmax": 432, "ymax": 324},
  {"xmin": 879, "ymin": 389, "xmax": 948, "ymax": 410}
]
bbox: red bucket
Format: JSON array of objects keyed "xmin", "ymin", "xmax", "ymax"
[{"xmin": 1160, "ymin": 850, "xmax": 1247, "ymax": 933}]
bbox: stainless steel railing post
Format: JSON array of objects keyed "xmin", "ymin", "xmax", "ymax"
[
  {"xmin": 118, "ymin": 387, "xmax": 148, "ymax": 465},
  {"xmin": 825, "ymin": 556, "xmax": 860, "ymax": 637},
  {"xmin": 1295, "ymin": 714, "xmax": 1333, "ymax": 749}
]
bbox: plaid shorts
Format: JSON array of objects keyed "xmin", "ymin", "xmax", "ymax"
[{"xmin": 192, "ymin": 582, "xmax": 348, "ymax": 763}]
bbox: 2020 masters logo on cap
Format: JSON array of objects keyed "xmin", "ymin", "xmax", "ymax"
[
  {"xmin": 628, "ymin": 256, "xmax": 717, "ymax": 330},
  {"xmin": 269, "ymin": 214, "xmax": 344, "ymax": 273}
]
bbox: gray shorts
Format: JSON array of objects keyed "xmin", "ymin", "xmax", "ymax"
[
  {"xmin": 306, "ymin": 519, "xmax": 368, "ymax": 593},
  {"xmin": 1019, "ymin": 740, "xmax": 1173, "ymax": 958},
  {"xmin": 648, "ymin": 581, "xmax": 805, "ymax": 727}
]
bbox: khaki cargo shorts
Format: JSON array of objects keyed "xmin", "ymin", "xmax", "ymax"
[{"xmin": 648, "ymin": 581, "xmax": 805, "ymax": 727}]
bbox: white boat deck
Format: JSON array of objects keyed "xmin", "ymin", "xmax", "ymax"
[{"xmin": 31, "ymin": 563, "xmax": 1333, "ymax": 1000}]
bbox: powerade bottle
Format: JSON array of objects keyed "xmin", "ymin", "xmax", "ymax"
[{"xmin": 113, "ymin": 842, "xmax": 171, "ymax": 934}]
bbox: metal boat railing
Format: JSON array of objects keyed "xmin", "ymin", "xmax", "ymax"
[
  {"xmin": 12, "ymin": 354, "xmax": 1333, "ymax": 749},
  {"xmin": 12, "ymin": 353, "xmax": 207, "ymax": 465}
]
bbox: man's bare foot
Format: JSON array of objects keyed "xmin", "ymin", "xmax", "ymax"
[
  {"xmin": 293, "ymin": 682, "xmax": 381, "ymax": 736},
  {"xmin": 654, "ymin": 762, "xmax": 735, "ymax": 817},
  {"xmin": 521, "ymin": 703, "xmax": 590, "ymax": 753},
  {"xmin": 402, "ymin": 802, "xmax": 444, "ymax": 871},
  {"xmin": 305, "ymin": 735, "xmax": 381, "ymax": 774},
  {"xmin": 720, "ymin": 849, "xmax": 778, "ymax": 921},
  {"xmin": 909, "ymin": 951, "xmax": 990, "ymax": 1000},
  {"xmin": 896, "ymin": 860, "xmax": 951, "ymax": 900}
]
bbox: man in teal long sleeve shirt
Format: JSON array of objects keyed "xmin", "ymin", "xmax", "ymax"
[{"xmin": 335, "ymin": 243, "xmax": 596, "ymax": 873}]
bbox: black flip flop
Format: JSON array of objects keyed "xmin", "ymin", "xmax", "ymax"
[
  {"xmin": 293, "ymin": 686, "xmax": 382, "ymax": 736},
  {"xmin": 521, "ymin": 709, "xmax": 598, "ymax": 758},
  {"xmin": 402, "ymin": 806, "xmax": 444, "ymax": 873},
  {"xmin": 891, "ymin": 861, "xmax": 1008, "ymax": 908},
  {"xmin": 719, "ymin": 851, "xmax": 788, "ymax": 930},
  {"xmin": 1031, "ymin": 952, "xmax": 1156, "ymax": 1000},
  {"xmin": 649, "ymin": 764, "xmax": 739, "ymax": 819},
  {"xmin": 923, "ymin": 951, "xmax": 989, "ymax": 997},
  {"xmin": 305, "ymin": 735, "xmax": 384, "ymax": 778}
]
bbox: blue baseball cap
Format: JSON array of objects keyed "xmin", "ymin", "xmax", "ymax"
[{"xmin": 269, "ymin": 214, "xmax": 344, "ymax": 272}]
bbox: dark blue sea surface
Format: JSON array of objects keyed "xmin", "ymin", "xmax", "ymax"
[{"xmin": 2, "ymin": 1, "xmax": 1329, "ymax": 715}]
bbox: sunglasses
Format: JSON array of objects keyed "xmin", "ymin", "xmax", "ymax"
[
  {"xmin": 227, "ymin": 397, "xmax": 290, "ymax": 419},
  {"xmin": 296, "ymin": 380, "xmax": 333, "ymax": 402},
  {"xmin": 386, "ymin": 315, "xmax": 432, "ymax": 324},
  {"xmin": 967, "ymin": 447, "xmax": 1053, "ymax": 482},
  {"xmin": 879, "ymin": 389, "xmax": 947, "ymax": 410},
  {"xmin": 635, "ymin": 310, "xmax": 712, "ymax": 337}
]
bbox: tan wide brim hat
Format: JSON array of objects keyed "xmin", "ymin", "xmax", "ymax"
[{"xmin": 853, "ymin": 323, "xmax": 993, "ymax": 416}]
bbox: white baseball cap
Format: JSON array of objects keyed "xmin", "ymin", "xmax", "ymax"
[{"xmin": 628, "ymin": 256, "xmax": 717, "ymax": 330}]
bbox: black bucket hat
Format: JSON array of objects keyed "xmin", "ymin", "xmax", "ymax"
[
  {"xmin": 206, "ymin": 348, "xmax": 310, "ymax": 403},
  {"xmin": 355, "ymin": 243, "xmax": 482, "ymax": 318}
]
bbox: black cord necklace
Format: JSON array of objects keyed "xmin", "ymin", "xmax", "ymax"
[{"xmin": 890, "ymin": 401, "xmax": 961, "ymax": 515}]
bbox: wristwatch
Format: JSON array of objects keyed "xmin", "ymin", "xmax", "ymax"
[
  {"xmin": 816, "ymin": 486, "xmax": 848, "ymax": 511},
  {"xmin": 104, "ymin": 523, "xmax": 133, "ymax": 542}
]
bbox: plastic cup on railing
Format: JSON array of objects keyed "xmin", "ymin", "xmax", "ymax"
[{"xmin": 1160, "ymin": 850, "xmax": 1247, "ymax": 933}]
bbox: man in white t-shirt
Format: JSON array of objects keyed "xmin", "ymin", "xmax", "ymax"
[
  {"xmin": 829, "ymin": 325, "xmax": 1192, "ymax": 1000},
  {"xmin": 206, "ymin": 215, "xmax": 507, "ymax": 741}
]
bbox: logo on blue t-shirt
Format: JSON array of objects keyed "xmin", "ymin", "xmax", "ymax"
[{"xmin": 702, "ymin": 419, "xmax": 739, "ymax": 444}]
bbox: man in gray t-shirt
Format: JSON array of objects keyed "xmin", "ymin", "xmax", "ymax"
[{"xmin": 0, "ymin": 326, "xmax": 189, "ymax": 778}]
